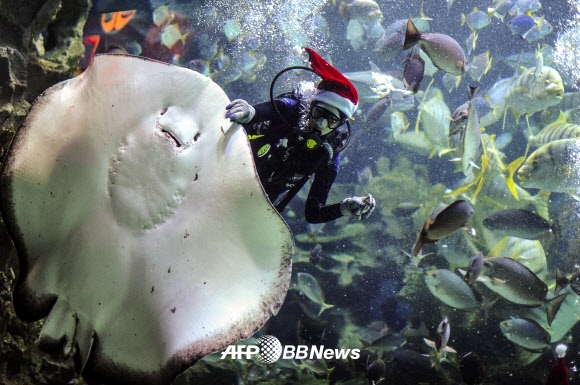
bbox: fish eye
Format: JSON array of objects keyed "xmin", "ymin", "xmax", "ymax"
[{"xmin": 532, "ymin": 159, "xmax": 539, "ymax": 167}]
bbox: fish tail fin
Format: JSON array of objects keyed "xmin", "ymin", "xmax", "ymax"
[
  {"xmin": 181, "ymin": 32, "xmax": 189, "ymax": 44},
  {"xmin": 503, "ymin": 155, "xmax": 525, "ymax": 201},
  {"xmin": 532, "ymin": 190, "xmax": 551, "ymax": 220},
  {"xmin": 411, "ymin": 225, "xmax": 430, "ymax": 258},
  {"xmin": 468, "ymin": 85, "xmax": 478, "ymax": 100},
  {"xmin": 546, "ymin": 293, "xmax": 568, "ymax": 326},
  {"xmin": 403, "ymin": 18, "xmax": 421, "ymax": 50},
  {"xmin": 318, "ymin": 303, "xmax": 334, "ymax": 317},
  {"xmin": 454, "ymin": 74, "xmax": 462, "ymax": 89},
  {"xmin": 411, "ymin": 235, "xmax": 424, "ymax": 258}
]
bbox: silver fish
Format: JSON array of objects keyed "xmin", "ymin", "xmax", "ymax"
[
  {"xmin": 403, "ymin": 18, "xmax": 468, "ymax": 76},
  {"xmin": 504, "ymin": 66, "xmax": 564, "ymax": 123},
  {"xmin": 297, "ymin": 272, "xmax": 334, "ymax": 316},
  {"xmin": 481, "ymin": 257, "xmax": 567, "ymax": 325},
  {"xmin": 419, "ymin": 87, "xmax": 451, "ymax": 150},
  {"xmin": 482, "ymin": 209, "xmax": 552, "ymax": 239},
  {"xmin": 525, "ymin": 17, "xmax": 553, "ymax": 43},
  {"xmin": 489, "ymin": 0, "xmax": 515, "ymax": 21},
  {"xmin": 435, "ymin": 317, "xmax": 451, "ymax": 353},
  {"xmin": 468, "ymin": 50, "xmax": 492, "ymax": 82},
  {"xmin": 425, "ymin": 269, "xmax": 480, "ymax": 310},
  {"xmin": 374, "ymin": 19, "xmax": 407, "ymax": 61},
  {"xmin": 412, "ymin": 199, "xmax": 473, "ymax": 256},
  {"xmin": 517, "ymin": 138, "xmax": 580, "ymax": 198},
  {"xmin": 462, "ymin": 86, "xmax": 481, "ymax": 176},
  {"xmin": 424, "ymin": 317, "xmax": 456, "ymax": 372},
  {"xmin": 500, "ymin": 317, "xmax": 551, "ymax": 352},
  {"xmin": 528, "ymin": 112, "xmax": 580, "ymax": 149},
  {"xmin": 461, "ymin": 8, "xmax": 491, "ymax": 31},
  {"xmin": 364, "ymin": 96, "xmax": 391, "ymax": 123}
]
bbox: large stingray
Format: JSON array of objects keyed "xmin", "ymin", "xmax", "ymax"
[{"xmin": 0, "ymin": 54, "xmax": 294, "ymax": 385}]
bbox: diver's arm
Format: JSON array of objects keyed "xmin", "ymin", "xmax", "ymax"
[{"xmin": 304, "ymin": 157, "xmax": 343, "ymax": 224}]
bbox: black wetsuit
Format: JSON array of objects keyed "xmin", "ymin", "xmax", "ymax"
[{"xmin": 244, "ymin": 97, "xmax": 344, "ymax": 224}]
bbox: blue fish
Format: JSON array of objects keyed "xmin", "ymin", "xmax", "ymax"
[{"xmin": 508, "ymin": 13, "xmax": 536, "ymax": 39}]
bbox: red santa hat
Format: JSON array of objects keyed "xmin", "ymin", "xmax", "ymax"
[{"xmin": 305, "ymin": 47, "xmax": 358, "ymax": 118}]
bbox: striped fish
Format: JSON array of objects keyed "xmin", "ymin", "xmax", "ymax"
[
  {"xmin": 420, "ymin": 87, "xmax": 451, "ymax": 149},
  {"xmin": 539, "ymin": 92, "xmax": 580, "ymax": 126},
  {"xmin": 504, "ymin": 66, "xmax": 564, "ymax": 123},
  {"xmin": 528, "ymin": 111, "xmax": 580, "ymax": 150},
  {"xmin": 518, "ymin": 138, "xmax": 580, "ymax": 198}
]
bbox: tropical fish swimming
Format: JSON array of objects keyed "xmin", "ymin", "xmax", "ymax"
[
  {"xmin": 425, "ymin": 269, "xmax": 480, "ymax": 310},
  {"xmin": 482, "ymin": 209, "xmax": 552, "ymax": 239},
  {"xmin": 463, "ymin": 251, "xmax": 484, "ymax": 285},
  {"xmin": 503, "ymin": 65, "xmax": 564, "ymax": 125},
  {"xmin": 499, "ymin": 317, "xmax": 551, "ymax": 352},
  {"xmin": 461, "ymin": 86, "xmax": 482, "ymax": 176},
  {"xmin": 403, "ymin": 18, "xmax": 468, "ymax": 76},
  {"xmin": 402, "ymin": 52, "xmax": 425, "ymax": 93},
  {"xmin": 412, "ymin": 199, "xmax": 474, "ymax": 256},
  {"xmin": 480, "ymin": 257, "xmax": 567, "ymax": 325},
  {"xmin": 423, "ymin": 317, "xmax": 456, "ymax": 371},
  {"xmin": 517, "ymin": 138, "xmax": 580, "ymax": 199},
  {"xmin": 297, "ymin": 272, "xmax": 335, "ymax": 316}
]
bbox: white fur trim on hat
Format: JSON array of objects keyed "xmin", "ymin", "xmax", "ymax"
[{"xmin": 311, "ymin": 90, "xmax": 357, "ymax": 118}]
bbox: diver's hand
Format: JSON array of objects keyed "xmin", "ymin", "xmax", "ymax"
[
  {"xmin": 225, "ymin": 99, "xmax": 255, "ymax": 124},
  {"xmin": 340, "ymin": 194, "xmax": 376, "ymax": 220}
]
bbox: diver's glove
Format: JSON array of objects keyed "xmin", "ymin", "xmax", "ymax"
[
  {"xmin": 225, "ymin": 99, "xmax": 255, "ymax": 124},
  {"xmin": 340, "ymin": 194, "xmax": 376, "ymax": 220}
]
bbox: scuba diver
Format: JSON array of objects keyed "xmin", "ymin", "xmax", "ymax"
[{"xmin": 225, "ymin": 47, "xmax": 375, "ymax": 224}]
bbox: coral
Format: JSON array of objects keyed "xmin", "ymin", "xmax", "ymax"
[{"xmin": 0, "ymin": 0, "xmax": 91, "ymax": 383}]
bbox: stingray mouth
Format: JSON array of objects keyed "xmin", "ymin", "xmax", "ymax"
[
  {"xmin": 157, "ymin": 107, "xmax": 184, "ymax": 148},
  {"xmin": 161, "ymin": 128, "xmax": 182, "ymax": 147}
]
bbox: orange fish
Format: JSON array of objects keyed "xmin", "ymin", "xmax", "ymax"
[{"xmin": 101, "ymin": 10, "xmax": 136, "ymax": 34}]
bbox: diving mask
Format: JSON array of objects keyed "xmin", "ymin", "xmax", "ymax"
[{"xmin": 310, "ymin": 105, "xmax": 345, "ymax": 130}]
